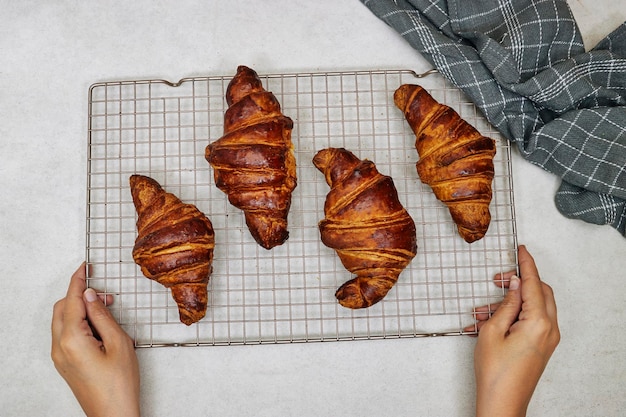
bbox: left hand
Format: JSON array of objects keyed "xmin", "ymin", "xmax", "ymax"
[{"xmin": 51, "ymin": 263, "xmax": 140, "ymax": 417}]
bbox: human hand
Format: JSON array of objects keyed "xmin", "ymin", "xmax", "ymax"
[
  {"xmin": 466, "ymin": 245, "xmax": 560, "ymax": 417},
  {"xmin": 51, "ymin": 263, "xmax": 140, "ymax": 417}
]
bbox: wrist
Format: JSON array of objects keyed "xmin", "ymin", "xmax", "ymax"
[
  {"xmin": 476, "ymin": 390, "xmax": 528, "ymax": 417},
  {"xmin": 475, "ymin": 372, "xmax": 534, "ymax": 417}
]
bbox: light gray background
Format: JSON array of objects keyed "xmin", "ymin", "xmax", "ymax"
[{"xmin": 1, "ymin": 1, "xmax": 624, "ymax": 416}]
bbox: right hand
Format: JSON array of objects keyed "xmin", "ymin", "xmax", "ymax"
[
  {"xmin": 51, "ymin": 263, "xmax": 140, "ymax": 417},
  {"xmin": 467, "ymin": 245, "xmax": 560, "ymax": 417}
]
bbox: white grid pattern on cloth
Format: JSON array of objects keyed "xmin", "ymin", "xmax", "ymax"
[
  {"xmin": 532, "ymin": 111, "xmax": 626, "ymax": 193},
  {"xmin": 555, "ymin": 186, "xmax": 622, "ymax": 223},
  {"xmin": 360, "ymin": 0, "xmax": 626, "ymax": 235}
]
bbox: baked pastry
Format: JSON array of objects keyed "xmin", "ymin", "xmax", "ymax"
[
  {"xmin": 130, "ymin": 174, "xmax": 215, "ymax": 325},
  {"xmin": 394, "ymin": 84, "xmax": 496, "ymax": 243},
  {"xmin": 205, "ymin": 65, "xmax": 297, "ymax": 249},
  {"xmin": 313, "ymin": 148, "xmax": 417, "ymax": 309}
]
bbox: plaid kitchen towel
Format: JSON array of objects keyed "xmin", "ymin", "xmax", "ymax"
[{"xmin": 361, "ymin": 0, "xmax": 626, "ymax": 237}]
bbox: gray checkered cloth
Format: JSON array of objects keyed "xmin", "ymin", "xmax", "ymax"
[{"xmin": 361, "ymin": 0, "xmax": 626, "ymax": 237}]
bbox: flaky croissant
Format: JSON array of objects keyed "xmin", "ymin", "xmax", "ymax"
[
  {"xmin": 394, "ymin": 84, "xmax": 496, "ymax": 243},
  {"xmin": 313, "ymin": 148, "xmax": 417, "ymax": 309},
  {"xmin": 205, "ymin": 65, "xmax": 297, "ymax": 249},
  {"xmin": 130, "ymin": 175, "xmax": 215, "ymax": 326}
]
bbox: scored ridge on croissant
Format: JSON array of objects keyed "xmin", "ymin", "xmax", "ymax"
[
  {"xmin": 130, "ymin": 174, "xmax": 215, "ymax": 326},
  {"xmin": 313, "ymin": 148, "xmax": 418, "ymax": 309},
  {"xmin": 205, "ymin": 65, "xmax": 297, "ymax": 250},
  {"xmin": 394, "ymin": 84, "xmax": 496, "ymax": 243}
]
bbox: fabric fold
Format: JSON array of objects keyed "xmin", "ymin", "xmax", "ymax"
[{"xmin": 361, "ymin": 0, "xmax": 626, "ymax": 236}]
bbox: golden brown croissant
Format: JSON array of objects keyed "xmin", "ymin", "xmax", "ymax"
[
  {"xmin": 130, "ymin": 174, "xmax": 215, "ymax": 326},
  {"xmin": 394, "ymin": 84, "xmax": 496, "ymax": 243},
  {"xmin": 205, "ymin": 65, "xmax": 297, "ymax": 249},
  {"xmin": 313, "ymin": 148, "xmax": 417, "ymax": 309}
]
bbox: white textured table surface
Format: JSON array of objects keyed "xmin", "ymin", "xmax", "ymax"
[{"xmin": 1, "ymin": 1, "xmax": 625, "ymax": 416}]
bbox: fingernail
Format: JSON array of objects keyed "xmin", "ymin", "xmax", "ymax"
[
  {"xmin": 509, "ymin": 275, "xmax": 520, "ymax": 290},
  {"xmin": 84, "ymin": 288, "xmax": 98, "ymax": 302}
]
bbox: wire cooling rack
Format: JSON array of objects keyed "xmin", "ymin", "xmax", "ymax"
[{"xmin": 86, "ymin": 68, "xmax": 518, "ymax": 347}]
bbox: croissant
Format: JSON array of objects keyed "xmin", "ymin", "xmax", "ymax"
[
  {"xmin": 130, "ymin": 174, "xmax": 215, "ymax": 326},
  {"xmin": 205, "ymin": 65, "xmax": 297, "ymax": 249},
  {"xmin": 394, "ymin": 84, "xmax": 496, "ymax": 243},
  {"xmin": 313, "ymin": 148, "xmax": 417, "ymax": 309}
]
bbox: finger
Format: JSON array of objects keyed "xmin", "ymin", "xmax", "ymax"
[
  {"xmin": 481, "ymin": 275, "xmax": 522, "ymax": 335},
  {"xmin": 51, "ymin": 299, "xmax": 66, "ymax": 346},
  {"xmin": 463, "ymin": 318, "xmax": 491, "ymax": 334},
  {"xmin": 463, "ymin": 322, "xmax": 479, "ymax": 334},
  {"xmin": 493, "ymin": 270, "xmax": 518, "ymax": 288},
  {"xmin": 473, "ymin": 310, "xmax": 496, "ymax": 322},
  {"xmin": 517, "ymin": 245, "xmax": 548, "ymax": 313},
  {"xmin": 83, "ymin": 288, "xmax": 125, "ymax": 347},
  {"xmin": 472, "ymin": 303, "xmax": 500, "ymax": 321},
  {"xmin": 62, "ymin": 263, "xmax": 89, "ymax": 325},
  {"xmin": 65, "ymin": 262, "xmax": 88, "ymax": 297},
  {"xmin": 99, "ymin": 293, "xmax": 114, "ymax": 306},
  {"xmin": 542, "ymin": 282, "xmax": 558, "ymax": 322},
  {"xmin": 518, "ymin": 245, "xmax": 539, "ymax": 279},
  {"xmin": 82, "ymin": 263, "xmax": 113, "ymax": 307}
]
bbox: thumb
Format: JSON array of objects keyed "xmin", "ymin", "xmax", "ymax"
[
  {"xmin": 487, "ymin": 276, "xmax": 522, "ymax": 335},
  {"xmin": 83, "ymin": 288, "xmax": 121, "ymax": 344}
]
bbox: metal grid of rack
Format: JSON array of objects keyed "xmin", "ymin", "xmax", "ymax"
[{"xmin": 86, "ymin": 69, "xmax": 517, "ymax": 347}]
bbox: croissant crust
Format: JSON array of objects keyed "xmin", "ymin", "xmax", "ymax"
[
  {"xmin": 394, "ymin": 84, "xmax": 496, "ymax": 243},
  {"xmin": 205, "ymin": 65, "xmax": 297, "ymax": 249},
  {"xmin": 130, "ymin": 174, "xmax": 215, "ymax": 325},
  {"xmin": 314, "ymin": 148, "xmax": 417, "ymax": 309}
]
